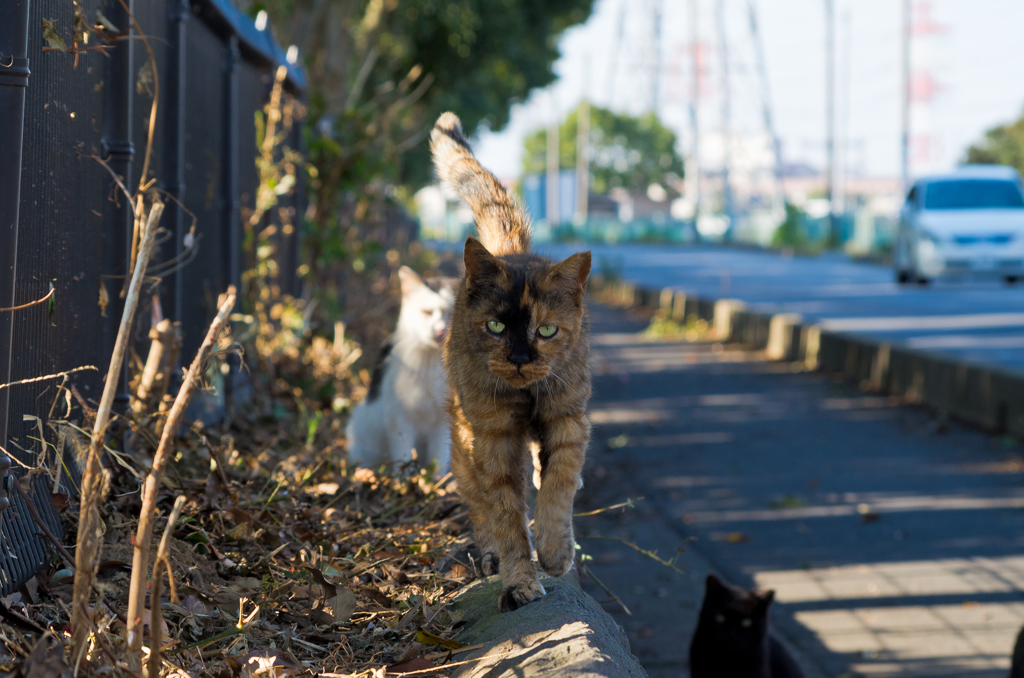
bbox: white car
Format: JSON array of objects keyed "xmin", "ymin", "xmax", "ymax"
[{"xmin": 894, "ymin": 165, "xmax": 1024, "ymax": 285}]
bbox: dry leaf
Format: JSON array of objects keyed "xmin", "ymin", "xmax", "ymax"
[
  {"xmin": 725, "ymin": 532, "xmax": 750, "ymax": 543},
  {"xmin": 50, "ymin": 492, "xmax": 69, "ymax": 514},
  {"xmin": 240, "ymin": 649, "xmax": 302, "ymax": 677},
  {"xmin": 140, "ymin": 608, "xmax": 169, "ymax": 639},
  {"xmin": 415, "ymin": 629, "xmax": 462, "ymax": 650},
  {"xmin": 23, "ymin": 632, "xmax": 71, "ymax": 678},
  {"xmin": 95, "ymin": 9, "xmax": 118, "ymax": 33},
  {"xmin": 327, "ymin": 588, "xmax": 356, "ymax": 623},
  {"xmin": 98, "ymin": 280, "xmax": 109, "ymax": 317},
  {"xmin": 42, "ymin": 19, "xmax": 67, "ymax": 52},
  {"xmin": 224, "ymin": 522, "xmax": 251, "ymax": 541}
]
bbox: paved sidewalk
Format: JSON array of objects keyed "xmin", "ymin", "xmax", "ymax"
[{"xmin": 575, "ymin": 302, "xmax": 1024, "ymax": 678}]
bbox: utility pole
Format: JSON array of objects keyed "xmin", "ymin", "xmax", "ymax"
[
  {"xmin": 606, "ymin": 0, "xmax": 627, "ymax": 109},
  {"xmin": 900, "ymin": 0, "xmax": 911, "ymax": 191},
  {"xmin": 575, "ymin": 96, "xmax": 590, "ymax": 224},
  {"xmin": 546, "ymin": 93, "xmax": 560, "ymax": 226},
  {"xmin": 824, "ymin": 0, "xmax": 836, "ymax": 244},
  {"xmin": 717, "ymin": 0, "xmax": 735, "ymax": 240},
  {"xmin": 651, "ymin": 0, "xmax": 663, "ymax": 114},
  {"xmin": 689, "ymin": 0, "xmax": 702, "ymax": 238},
  {"xmin": 746, "ymin": 0, "xmax": 785, "ymax": 223},
  {"xmin": 836, "ymin": 8, "xmax": 851, "ymax": 214}
]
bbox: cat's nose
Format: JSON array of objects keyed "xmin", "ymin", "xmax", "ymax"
[{"xmin": 508, "ymin": 350, "xmax": 531, "ymax": 367}]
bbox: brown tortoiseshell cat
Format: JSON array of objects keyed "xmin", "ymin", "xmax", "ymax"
[{"xmin": 430, "ymin": 112, "xmax": 592, "ymax": 612}]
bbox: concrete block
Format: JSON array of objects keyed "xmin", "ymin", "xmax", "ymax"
[
  {"xmin": 672, "ymin": 291, "xmax": 688, "ymax": 321},
  {"xmin": 450, "ymin": 574, "xmax": 647, "ymax": 678},
  {"xmin": 619, "ymin": 282, "xmax": 637, "ymax": 308},
  {"xmin": 659, "ymin": 288, "xmax": 675, "ymax": 317},
  {"xmin": 712, "ymin": 299, "xmax": 745, "ymax": 341},
  {"xmin": 766, "ymin": 314, "xmax": 803, "ymax": 361},
  {"xmin": 995, "ymin": 371, "xmax": 1024, "ymax": 436},
  {"xmin": 800, "ymin": 325, "xmax": 821, "ymax": 370},
  {"xmin": 635, "ymin": 287, "xmax": 658, "ymax": 311}
]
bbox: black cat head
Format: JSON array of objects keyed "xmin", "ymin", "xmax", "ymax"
[{"xmin": 699, "ymin": 575, "xmax": 774, "ymax": 646}]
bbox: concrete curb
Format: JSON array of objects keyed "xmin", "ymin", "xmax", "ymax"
[
  {"xmin": 590, "ymin": 276, "xmax": 1024, "ymax": 437},
  {"xmin": 449, "ymin": 573, "xmax": 648, "ymax": 678}
]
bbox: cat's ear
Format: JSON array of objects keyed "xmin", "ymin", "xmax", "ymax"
[
  {"xmin": 756, "ymin": 590, "xmax": 775, "ymax": 614},
  {"xmin": 464, "ymin": 237, "xmax": 506, "ymax": 291},
  {"xmin": 544, "ymin": 251, "xmax": 591, "ymax": 304},
  {"xmin": 398, "ymin": 266, "xmax": 426, "ymax": 298},
  {"xmin": 705, "ymin": 574, "xmax": 729, "ymax": 598}
]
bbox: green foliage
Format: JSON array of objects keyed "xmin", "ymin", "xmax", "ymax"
[
  {"xmin": 965, "ymin": 111, "xmax": 1024, "ymax": 174},
  {"xmin": 771, "ymin": 202, "xmax": 809, "ymax": 249},
  {"xmin": 522, "ymin": 105, "xmax": 685, "ymax": 195},
  {"xmin": 252, "ymin": 0, "xmax": 594, "ymax": 188}
]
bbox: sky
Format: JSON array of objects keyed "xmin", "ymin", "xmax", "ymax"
[{"xmin": 474, "ymin": 0, "xmax": 1024, "ymax": 183}]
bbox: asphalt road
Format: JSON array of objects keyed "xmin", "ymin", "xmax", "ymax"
[
  {"xmin": 575, "ymin": 302, "xmax": 1024, "ymax": 678},
  {"xmin": 530, "ymin": 243, "xmax": 1024, "ymax": 374}
]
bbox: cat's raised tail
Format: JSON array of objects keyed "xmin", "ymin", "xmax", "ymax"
[{"xmin": 430, "ymin": 112, "xmax": 531, "ymax": 256}]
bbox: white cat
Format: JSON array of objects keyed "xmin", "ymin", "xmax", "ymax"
[{"xmin": 346, "ymin": 266, "xmax": 453, "ymax": 474}]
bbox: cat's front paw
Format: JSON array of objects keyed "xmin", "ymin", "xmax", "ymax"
[
  {"xmin": 536, "ymin": 527, "xmax": 575, "ymax": 577},
  {"xmin": 480, "ymin": 552, "xmax": 500, "ymax": 576},
  {"xmin": 498, "ymin": 578, "xmax": 546, "ymax": 612}
]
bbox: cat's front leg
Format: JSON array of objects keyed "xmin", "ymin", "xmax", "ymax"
[
  {"xmin": 476, "ymin": 429, "xmax": 545, "ymax": 611},
  {"xmin": 534, "ymin": 410, "xmax": 590, "ymax": 577}
]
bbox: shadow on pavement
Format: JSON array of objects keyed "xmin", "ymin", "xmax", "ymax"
[{"xmin": 577, "ymin": 301, "xmax": 1024, "ymax": 678}]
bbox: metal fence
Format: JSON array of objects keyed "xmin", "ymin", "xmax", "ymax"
[{"xmin": 0, "ymin": 0, "xmax": 304, "ymax": 596}]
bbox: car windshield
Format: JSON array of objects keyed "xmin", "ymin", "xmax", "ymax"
[{"xmin": 924, "ymin": 179, "xmax": 1024, "ymax": 210}]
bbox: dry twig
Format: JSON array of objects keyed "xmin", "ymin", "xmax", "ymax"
[
  {"xmin": 71, "ymin": 201, "xmax": 163, "ymax": 666},
  {"xmin": 574, "ymin": 497, "xmax": 642, "ymax": 518},
  {"xmin": 0, "ymin": 288, "xmax": 54, "ymax": 313},
  {"xmin": 126, "ymin": 287, "xmax": 236, "ymax": 670},
  {"xmin": 0, "ymin": 365, "xmax": 97, "ymax": 392},
  {"xmin": 578, "ymin": 534, "xmax": 686, "ymax": 576},
  {"xmin": 581, "ymin": 563, "xmax": 632, "ymax": 616},
  {"xmin": 147, "ymin": 495, "xmax": 185, "ymax": 678}
]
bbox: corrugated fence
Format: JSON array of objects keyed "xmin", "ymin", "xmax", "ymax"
[{"xmin": 0, "ymin": 0, "xmax": 304, "ymax": 596}]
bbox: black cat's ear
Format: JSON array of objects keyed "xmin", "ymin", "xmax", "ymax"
[
  {"xmin": 705, "ymin": 574, "xmax": 728, "ymax": 597},
  {"xmin": 757, "ymin": 590, "xmax": 775, "ymax": 612}
]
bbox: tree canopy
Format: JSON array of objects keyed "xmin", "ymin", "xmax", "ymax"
[
  {"xmin": 251, "ymin": 0, "xmax": 595, "ymax": 187},
  {"xmin": 965, "ymin": 110, "xmax": 1024, "ymax": 174},
  {"xmin": 523, "ymin": 105, "xmax": 685, "ymax": 195}
]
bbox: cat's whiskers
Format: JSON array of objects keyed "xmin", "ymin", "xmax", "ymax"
[{"xmin": 547, "ymin": 369, "xmax": 569, "ymax": 391}]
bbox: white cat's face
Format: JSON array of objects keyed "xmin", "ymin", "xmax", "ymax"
[{"xmin": 397, "ymin": 266, "xmax": 454, "ymax": 349}]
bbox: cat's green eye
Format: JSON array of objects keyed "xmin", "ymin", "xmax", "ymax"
[
  {"xmin": 715, "ymin": 614, "xmax": 725, "ymax": 624},
  {"xmin": 487, "ymin": 320, "xmax": 505, "ymax": 334},
  {"xmin": 538, "ymin": 325, "xmax": 558, "ymax": 338},
  {"xmin": 741, "ymin": 618, "xmax": 752, "ymax": 628}
]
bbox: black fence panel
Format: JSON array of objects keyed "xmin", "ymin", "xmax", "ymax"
[
  {"xmin": 2, "ymin": 0, "xmax": 305, "ymax": 597},
  {"xmin": 181, "ymin": 18, "xmax": 228, "ymax": 362},
  {"xmin": 4, "ymin": 0, "xmax": 110, "ymax": 583}
]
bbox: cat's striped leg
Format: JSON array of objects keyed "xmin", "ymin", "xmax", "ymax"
[
  {"xmin": 476, "ymin": 427, "xmax": 544, "ymax": 611},
  {"xmin": 534, "ymin": 409, "xmax": 590, "ymax": 577},
  {"xmin": 449, "ymin": 416, "xmax": 498, "ymax": 574}
]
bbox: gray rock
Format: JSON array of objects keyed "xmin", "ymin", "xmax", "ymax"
[{"xmin": 449, "ymin": 572, "xmax": 648, "ymax": 678}]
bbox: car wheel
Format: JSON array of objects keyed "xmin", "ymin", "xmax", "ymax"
[
  {"xmin": 896, "ymin": 270, "xmax": 911, "ymax": 284},
  {"xmin": 916, "ymin": 276, "xmax": 931, "ymax": 286},
  {"xmin": 1006, "ymin": 276, "xmax": 1019, "ymax": 285}
]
